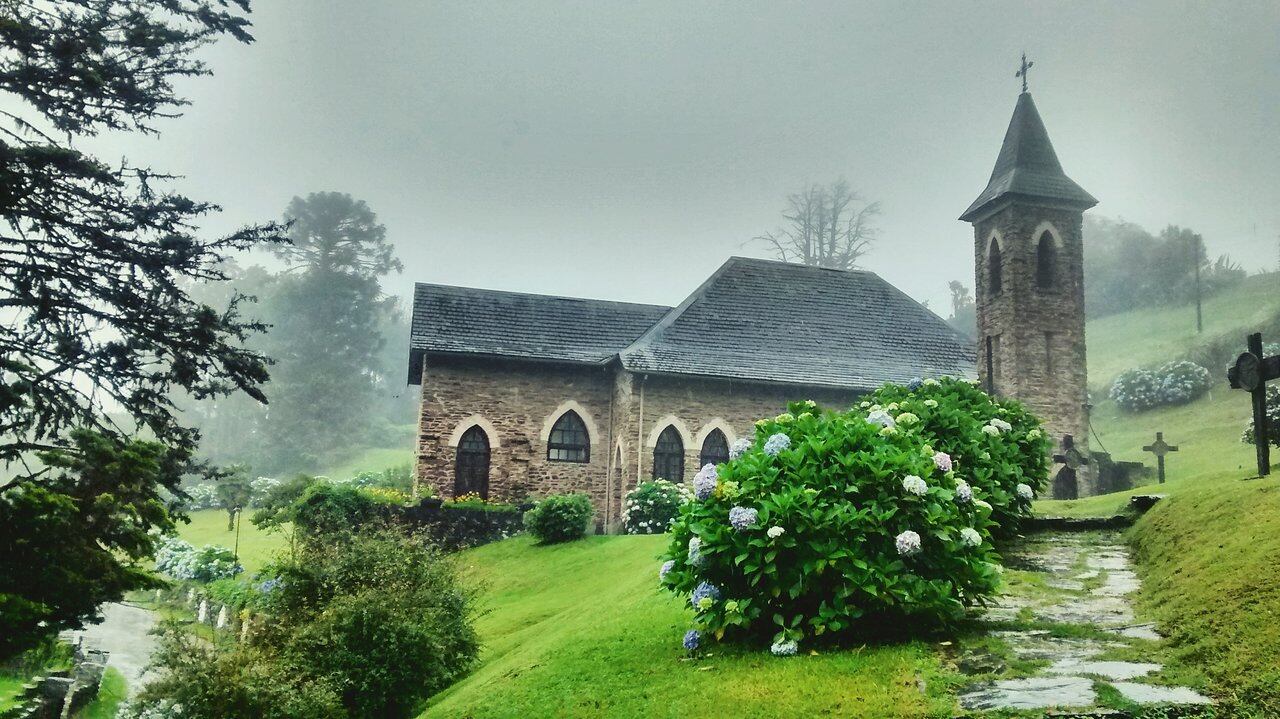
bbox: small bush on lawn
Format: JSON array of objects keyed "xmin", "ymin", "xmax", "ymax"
[
  {"xmin": 624, "ymin": 480, "xmax": 691, "ymax": 534},
  {"xmin": 289, "ymin": 482, "xmax": 388, "ymax": 540},
  {"xmin": 524, "ymin": 493, "xmax": 593, "ymax": 543},
  {"xmin": 1110, "ymin": 360, "xmax": 1212, "ymax": 412},
  {"xmin": 154, "ymin": 537, "xmax": 242, "ymax": 582},
  {"xmin": 662, "ymin": 379, "xmax": 1047, "ymax": 652}
]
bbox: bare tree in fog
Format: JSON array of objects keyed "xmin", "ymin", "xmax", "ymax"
[{"xmin": 755, "ymin": 179, "xmax": 880, "ymax": 271}]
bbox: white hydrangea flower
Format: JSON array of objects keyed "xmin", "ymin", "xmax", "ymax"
[
  {"xmin": 1016, "ymin": 483, "xmax": 1034, "ymax": 501},
  {"xmin": 923, "ymin": 378, "xmax": 940, "ymax": 386},
  {"xmin": 989, "ymin": 418, "xmax": 1012, "ymax": 433},
  {"xmin": 981, "ymin": 424, "xmax": 1000, "ymax": 437},
  {"xmin": 895, "ymin": 412, "xmax": 920, "ymax": 426},
  {"xmin": 770, "ymin": 639, "xmax": 799, "ymax": 656},
  {"xmin": 866, "ymin": 410, "xmax": 896, "ymax": 428},
  {"xmin": 924, "ymin": 399, "xmax": 939, "ymax": 408},
  {"xmin": 960, "ymin": 527, "xmax": 982, "ymax": 548},
  {"xmin": 953, "ymin": 479, "xmax": 973, "ymax": 503},
  {"xmin": 767, "ymin": 525, "xmax": 786, "ymax": 539},
  {"xmin": 859, "ymin": 401, "xmax": 871, "ymax": 409},
  {"xmin": 901, "ymin": 475, "xmax": 928, "ymax": 496},
  {"xmin": 895, "ymin": 530, "xmax": 922, "ymax": 557},
  {"xmin": 728, "ymin": 437, "xmax": 753, "ymax": 460},
  {"xmin": 1027, "ymin": 428, "xmax": 1042, "ymax": 440}
]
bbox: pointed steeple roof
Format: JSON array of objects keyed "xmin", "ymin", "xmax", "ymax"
[{"xmin": 959, "ymin": 92, "xmax": 1097, "ymax": 222}]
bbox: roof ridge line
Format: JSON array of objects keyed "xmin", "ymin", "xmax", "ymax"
[
  {"xmin": 412, "ymin": 281, "xmax": 672, "ymax": 311},
  {"xmin": 618, "ymin": 257, "xmax": 744, "ymax": 361}
]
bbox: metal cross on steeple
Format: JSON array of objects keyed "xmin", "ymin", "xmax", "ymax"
[{"xmin": 1016, "ymin": 52, "xmax": 1034, "ymax": 93}]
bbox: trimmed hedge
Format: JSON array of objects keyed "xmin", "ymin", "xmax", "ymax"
[{"xmin": 523, "ymin": 494, "xmax": 593, "ymax": 544}]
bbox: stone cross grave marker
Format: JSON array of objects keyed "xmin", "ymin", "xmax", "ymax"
[
  {"xmin": 1227, "ymin": 332, "xmax": 1279, "ymax": 476},
  {"xmin": 1141, "ymin": 432, "xmax": 1178, "ymax": 484},
  {"xmin": 1051, "ymin": 434, "xmax": 1087, "ymax": 500}
]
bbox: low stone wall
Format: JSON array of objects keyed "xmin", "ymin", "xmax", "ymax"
[{"xmin": 1, "ymin": 645, "xmax": 108, "ymax": 719}]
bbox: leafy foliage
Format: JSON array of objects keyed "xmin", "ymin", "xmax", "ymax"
[
  {"xmin": 624, "ymin": 480, "xmax": 690, "ymax": 534},
  {"xmin": 0, "ymin": 0, "xmax": 276, "ymax": 659},
  {"xmin": 862, "ymin": 377, "xmax": 1049, "ymax": 535},
  {"xmin": 131, "ymin": 530, "xmax": 480, "ymax": 719},
  {"xmin": 1110, "ymin": 361, "xmax": 1212, "ymax": 413},
  {"xmin": 0, "ymin": 430, "xmax": 181, "ymax": 660},
  {"xmin": 523, "ymin": 493, "xmax": 593, "ymax": 544},
  {"xmin": 154, "ymin": 537, "xmax": 242, "ymax": 583},
  {"xmin": 661, "ymin": 380, "xmax": 1048, "ymax": 649},
  {"xmin": 289, "ymin": 482, "xmax": 388, "ymax": 541}
]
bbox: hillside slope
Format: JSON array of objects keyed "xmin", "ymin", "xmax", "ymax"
[{"xmin": 422, "ymin": 536, "xmax": 955, "ymax": 719}]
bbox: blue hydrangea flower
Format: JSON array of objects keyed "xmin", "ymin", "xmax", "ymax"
[
  {"xmin": 907, "ymin": 377, "xmax": 923, "ymax": 390},
  {"xmin": 659, "ymin": 560, "xmax": 675, "ymax": 581},
  {"xmin": 690, "ymin": 581, "xmax": 721, "ymax": 608},
  {"xmin": 693, "ymin": 463, "xmax": 718, "ymax": 500},
  {"xmin": 770, "ymin": 639, "xmax": 799, "ymax": 656},
  {"xmin": 683, "ymin": 629, "xmax": 701, "ymax": 651},
  {"xmin": 729, "ymin": 505, "xmax": 759, "ymax": 531},
  {"xmin": 763, "ymin": 433, "xmax": 791, "ymax": 456},
  {"xmin": 728, "ymin": 437, "xmax": 753, "ymax": 460}
]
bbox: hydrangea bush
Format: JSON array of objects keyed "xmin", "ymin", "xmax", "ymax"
[
  {"xmin": 862, "ymin": 377, "xmax": 1049, "ymax": 536},
  {"xmin": 624, "ymin": 479, "xmax": 692, "ymax": 534},
  {"xmin": 155, "ymin": 537, "xmax": 243, "ymax": 582},
  {"xmin": 1242, "ymin": 385, "xmax": 1280, "ymax": 449},
  {"xmin": 662, "ymin": 380, "xmax": 1044, "ymax": 651},
  {"xmin": 1110, "ymin": 361, "xmax": 1212, "ymax": 412}
]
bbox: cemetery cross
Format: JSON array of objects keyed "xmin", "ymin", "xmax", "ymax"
[
  {"xmin": 1141, "ymin": 432, "xmax": 1178, "ymax": 484},
  {"xmin": 1227, "ymin": 332, "xmax": 1279, "ymax": 476}
]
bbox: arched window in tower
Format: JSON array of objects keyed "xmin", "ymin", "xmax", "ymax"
[
  {"xmin": 988, "ymin": 239, "xmax": 1003, "ymax": 296},
  {"xmin": 1035, "ymin": 231, "xmax": 1057, "ymax": 289},
  {"xmin": 454, "ymin": 426, "xmax": 491, "ymax": 498},
  {"xmin": 699, "ymin": 428, "xmax": 729, "ymax": 467},
  {"xmin": 547, "ymin": 410, "xmax": 590, "ymax": 462},
  {"xmin": 653, "ymin": 425, "xmax": 685, "ymax": 481}
]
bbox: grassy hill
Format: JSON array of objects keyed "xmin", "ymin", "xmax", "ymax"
[{"xmin": 423, "ymin": 536, "xmax": 956, "ymax": 719}]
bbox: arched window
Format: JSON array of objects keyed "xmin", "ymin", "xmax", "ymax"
[
  {"xmin": 547, "ymin": 411, "xmax": 590, "ymax": 462},
  {"xmin": 1035, "ymin": 231, "xmax": 1057, "ymax": 289},
  {"xmin": 988, "ymin": 239, "xmax": 1003, "ymax": 296},
  {"xmin": 454, "ymin": 426, "xmax": 490, "ymax": 498},
  {"xmin": 652, "ymin": 425, "xmax": 684, "ymax": 481},
  {"xmin": 699, "ymin": 428, "xmax": 729, "ymax": 467}
]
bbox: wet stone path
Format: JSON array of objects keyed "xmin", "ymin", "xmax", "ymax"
[{"xmin": 954, "ymin": 531, "xmax": 1212, "ymax": 716}]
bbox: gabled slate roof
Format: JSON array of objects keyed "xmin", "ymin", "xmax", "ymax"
[
  {"xmin": 618, "ymin": 257, "xmax": 975, "ymax": 390},
  {"xmin": 960, "ymin": 92, "xmax": 1097, "ymax": 222},
  {"xmin": 408, "ymin": 283, "xmax": 670, "ymax": 383}
]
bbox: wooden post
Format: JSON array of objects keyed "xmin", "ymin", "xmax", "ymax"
[{"xmin": 1248, "ymin": 333, "xmax": 1270, "ymax": 476}]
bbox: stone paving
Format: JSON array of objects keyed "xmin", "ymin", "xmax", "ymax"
[{"xmin": 955, "ymin": 531, "xmax": 1212, "ymax": 715}]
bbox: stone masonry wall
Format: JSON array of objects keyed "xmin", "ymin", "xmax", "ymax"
[
  {"xmin": 973, "ymin": 203, "xmax": 1093, "ymax": 494},
  {"xmin": 414, "ymin": 357, "xmax": 862, "ymax": 531},
  {"xmin": 414, "ymin": 356, "xmax": 616, "ymax": 521}
]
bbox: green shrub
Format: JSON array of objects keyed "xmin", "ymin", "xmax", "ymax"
[
  {"xmin": 623, "ymin": 480, "xmax": 690, "ymax": 534},
  {"xmin": 862, "ymin": 377, "xmax": 1049, "ymax": 535},
  {"xmin": 290, "ymin": 482, "xmax": 385, "ymax": 540},
  {"xmin": 662, "ymin": 380, "xmax": 1047, "ymax": 652},
  {"xmin": 523, "ymin": 493, "xmax": 593, "ymax": 544}
]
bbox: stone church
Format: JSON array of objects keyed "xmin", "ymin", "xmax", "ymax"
[{"xmin": 408, "ymin": 88, "xmax": 1097, "ymax": 527}]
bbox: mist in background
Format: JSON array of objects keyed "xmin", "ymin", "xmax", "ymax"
[{"xmin": 72, "ymin": 0, "xmax": 1280, "ymax": 313}]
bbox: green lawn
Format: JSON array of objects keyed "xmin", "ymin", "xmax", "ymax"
[
  {"xmin": 73, "ymin": 668, "xmax": 126, "ymax": 719},
  {"xmin": 422, "ymin": 535, "xmax": 958, "ymax": 719},
  {"xmin": 1129, "ymin": 468, "xmax": 1280, "ymax": 716},
  {"xmin": 0, "ymin": 674, "xmax": 24, "ymax": 712},
  {"xmin": 1085, "ymin": 272, "xmax": 1280, "ymax": 389},
  {"xmin": 175, "ymin": 509, "xmax": 291, "ymax": 575}
]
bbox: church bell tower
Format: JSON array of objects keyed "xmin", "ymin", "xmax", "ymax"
[{"xmin": 960, "ymin": 66, "xmax": 1098, "ymax": 496}]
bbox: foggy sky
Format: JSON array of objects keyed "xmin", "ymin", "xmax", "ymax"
[{"xmin": 74, "ymin": 1, "xmax": 1280, "ymax": 315}]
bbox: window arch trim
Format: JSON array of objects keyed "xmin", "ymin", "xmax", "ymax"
[{"xmin": 448, "ymin": 415, "xmax": 501, "ymax": 448}]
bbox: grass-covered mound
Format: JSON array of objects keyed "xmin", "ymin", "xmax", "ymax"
[
  {"xmin": 423, "ymin": 535, "xmax": 959, "ymax": 718},
  {"xmin": 1129, "ymin": 469, "xmax": 1280, "ymax": 716}
]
